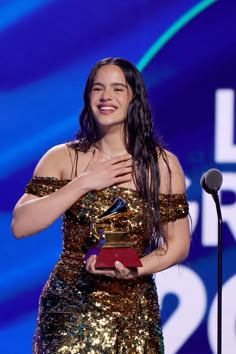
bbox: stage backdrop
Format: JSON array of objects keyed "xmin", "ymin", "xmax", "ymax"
[{"xmin": 1, "ymin": 1, "xmax": 235, "ymax": 353}]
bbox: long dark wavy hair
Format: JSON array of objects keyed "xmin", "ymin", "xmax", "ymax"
[{"xmin": 70, "ymin": 57, "xmax": 170, "ymax": 248}]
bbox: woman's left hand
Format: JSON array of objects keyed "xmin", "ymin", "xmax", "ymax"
[{"xmin": 85, "ymin": 255, "xmax": 138, "ymax": 279}]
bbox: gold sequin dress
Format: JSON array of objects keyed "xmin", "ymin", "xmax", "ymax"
[{"xmin": 25, "ymin": 177, "xmax": 189, "ymax": 354}]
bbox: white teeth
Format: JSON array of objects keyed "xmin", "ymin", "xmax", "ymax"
[{"xmin": 100, "ymin": 106, "xmax": 115, "ymax": 111}]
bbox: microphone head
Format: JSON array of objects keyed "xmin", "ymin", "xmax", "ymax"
[{"xmin": 200, "ymin": 168, "xmax": 223, "ymax": 194}]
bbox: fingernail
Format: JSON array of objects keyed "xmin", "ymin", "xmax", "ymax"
[{"xmin": 115, "ymin": 261, "xmax": 121, "ymax": 267}]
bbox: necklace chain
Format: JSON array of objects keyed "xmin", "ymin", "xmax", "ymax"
[{"xmin": 94, "ymin": 145, "xmax": 126, "ymax": 159}]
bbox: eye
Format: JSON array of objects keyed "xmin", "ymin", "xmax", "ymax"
[
  {"xmin": 92, "ymin": 87, "xmax": 102, "ymax": 91},
  {"xmin": 114, "ymin": 88, "xmax": 124, "ymax": 92}
]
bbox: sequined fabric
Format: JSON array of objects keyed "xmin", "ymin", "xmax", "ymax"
[{"xmin": 26, "ymin": 177, "xmax": 189, "ymax": 354}]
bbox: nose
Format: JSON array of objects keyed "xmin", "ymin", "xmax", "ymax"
[{"xmin": 100, "ymin": 88, "xmax": 112, "ymax": 101}]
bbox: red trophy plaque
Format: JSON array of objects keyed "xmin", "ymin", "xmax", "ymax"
[{"xmin": 91, "ymin": 196, "xmax": 142, "ymax": 269}]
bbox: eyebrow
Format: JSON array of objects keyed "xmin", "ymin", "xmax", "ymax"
[{"xmin": 92, "ymin": 82, "xmax": 128, "ymax": 88}]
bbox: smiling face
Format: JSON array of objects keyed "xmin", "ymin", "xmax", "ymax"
[{"xmin": 90, "ymin": 64, "xmax": 133, "ymax": 134}]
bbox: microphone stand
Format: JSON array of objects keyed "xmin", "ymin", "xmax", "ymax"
[{"xmin": 212, "ymin": 190, "xmax": 223, "ymax": 354}]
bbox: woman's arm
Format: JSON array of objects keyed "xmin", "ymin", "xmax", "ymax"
[
  {"xmin": 137, "ymin": 217, "xmax": 190, "ymax": 276},
  {"xmin": 12, "ymin": 145, "xmax": 132, "ymax": 238}
]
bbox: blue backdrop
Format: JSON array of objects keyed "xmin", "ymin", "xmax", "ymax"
[{"xmin": 1, "ymin": 1, "xmax": 236, "ymax": 353}]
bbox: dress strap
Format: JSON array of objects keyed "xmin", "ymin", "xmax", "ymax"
[
  {"xmin": 159, "ymin": 193, "xmax": 189, "ymax": 223},
  {"xmin": 25, "ymin": 176, "xmax": 69, "ymax": 197}
]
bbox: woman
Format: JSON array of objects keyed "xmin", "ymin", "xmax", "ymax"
[{"xmin": 12, "ymin": 57, "xmax": 190, "ymax": 353}]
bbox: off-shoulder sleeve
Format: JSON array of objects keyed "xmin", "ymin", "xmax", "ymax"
[
  {"xmin": 25, "ymin": 176, "xmax": 69, "ymax": 197},
  {"xmin": 159, "ymin": 193, "xmax": 189, "ymax": 223}
]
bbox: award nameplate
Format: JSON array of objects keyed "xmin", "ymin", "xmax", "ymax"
[{"xmin": 88, "ymin": 196, "xmax": 142, "ymax": 269}]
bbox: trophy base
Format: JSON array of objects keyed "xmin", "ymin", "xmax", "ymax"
[{"xmin": 95, "ymin": 247, "xmax": 143, "ymax": 269}]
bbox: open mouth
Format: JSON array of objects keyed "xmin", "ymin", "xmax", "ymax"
[{"xmin": 98, "ymin": 105, "xmax": 117, "ymax": 112}]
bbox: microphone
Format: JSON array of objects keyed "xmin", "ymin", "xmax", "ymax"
[
  {"xmin": 200, "ymin": 168, "xmax": 223, "ymax": 354},
  {"xmin": 200, "ymin": 168, "xmax": 223, "ymax": 194}
]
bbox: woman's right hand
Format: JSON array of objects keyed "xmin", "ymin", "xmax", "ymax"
[{"xmin": 79, "ymin": 153, "xmax": 133, "ymax": 191}]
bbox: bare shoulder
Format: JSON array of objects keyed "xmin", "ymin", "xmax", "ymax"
[
  {"xmin": 33, "ymin": 143, "xmax": 71, "ymax": 178},
  {"xmin": 158, "ymin": 149, "xmax": 187, "ymax": 194}
]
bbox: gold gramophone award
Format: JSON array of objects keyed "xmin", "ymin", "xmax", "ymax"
[{"xmin": 91, "ymin": 196, "xmax": 142, "ymax": 269}]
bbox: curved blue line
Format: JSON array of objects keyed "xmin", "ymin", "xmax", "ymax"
[
  {"xmin": 137, "ymin": 0, "xmax": 218, "ymax": 72},
  {"xmin": 0, "ymin": 115, "xmax": 77, "ymax": 178}
]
